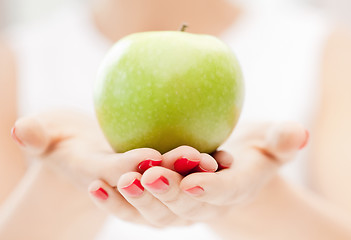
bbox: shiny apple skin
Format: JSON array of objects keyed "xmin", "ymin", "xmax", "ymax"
[{"xmin": 94, "ymin": 31, "xmax": 244, "ymax": 154}]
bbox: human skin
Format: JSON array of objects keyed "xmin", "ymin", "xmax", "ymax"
[
  {"xmin": 0, "ymin": 38, "xmax": 26, "ymax": 205},
  {"xmin": 2, "ymin": 110, "xmax": 351, "ymax": 240},
  {"xmin": 0, "ymin": 109, "xmax": 218, "ymax": 239},
  {"xmin": 88, "ymin": 0, "xmax": 351, "ymax": 237},
  {"xmin": 0, "ymin": 0, "xmax": 240, "ymax": 237},
  {"xmin": 310, "ymin": 28, "xmax": 351, "ymax": 216},
  {"xmin": 209, "ymin": 175, "xmax": 351, "ymax": 240},
  {"xmin": 0, "ymin": 0, "xmax": 351, "ymax": 239},
  {"xmin": 88, "ymin": 121, "xmax": 309, "ymax": 226},
  {"xmin": 89, "ymin": 122, "xmax": 351, "ymax": 239},
  {"xmin": 0, "ymin": 162, "xmax": 107, "ymax": 240}
]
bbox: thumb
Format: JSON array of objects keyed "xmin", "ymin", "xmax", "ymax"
[
  {"xmin": 12, "ymin": 116, "xmax": 51, "ymax": 155},
  {"xmin": 264, "ymin": 122, "xmax": 309, "ymax": 164}
]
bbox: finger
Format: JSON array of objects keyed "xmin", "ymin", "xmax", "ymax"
[
  {"xmin": 212, "ymin": 150, "xmax": 234, "ymax": 170},
  {"xmin": 181, "ymin": 148, "xmax": 282, "ymax": 206},
  {"xmin": 11, "ymin": 109, "xmax": 94, "ymax": 155},
  {"xmin": 162, "ymin": 146, "xmax": 217, "ymax": 175},
  {"xmin": 190, "ymin": 153, "xmax": 218, "ymax": 173},
  {"xmin": 95, "ymin": 148, "xmax": 163, "ymax": 186},
  {"xmin": 220, "ymin": 121, "xmax": 271, "ymax": 148},
  {"xmin": 118, "ymin": 172, "xmax": 187, "ymax": 227},
  {"xmin": 262, "ymin": 122, "xmax": 309, "ymax": 163},
  {"xmin": 181, "ymin": 122, "xmax": 308, "ymax": 206},
  {"xmin": 122, "ymin": 148, "xmax": 163, "ymax": 173},
  {"xmin": 88, "ymin": 179, "xmax": 146, "ymax": 224},
  {"xmin": 180, "ymin": 171, "xmax": 243, "ymax": 205},
  {"xmin": 12, "ymin": 116, "xmax": 51, "ymax": 155},
  {"xmin": 141, "ymin": 167, "xmax": 219, "ymax": 221}
]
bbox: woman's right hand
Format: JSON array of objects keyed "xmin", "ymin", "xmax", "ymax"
[
  {"xmin": 11, "ymin": 108, "xmax": 217, "ymax": 189},
  {"xmin": 10, "ymin": 109, "xmax": 161, "ymax": 188}
]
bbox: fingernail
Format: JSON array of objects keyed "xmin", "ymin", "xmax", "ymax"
[
  {"xmin": 90, "ymin": 187, "xmax": 109, "ymax": 200},
  {"xmin": 137, "ymin": 159, "xmax": 162, "ymax": 173},
  {"xmin": 299, "ymin": 130, "xmax": 309, "ymax": 150},
  {"xmin": 192, "ymin": 165, "xmax": 215, "ymax": 173},
  {"xmin": 11, "ymin": 127, "xmax": 25, "ymax": 146},
  {"xmin": 217, "ymin": 163, "xmax": 230, "ymax": 171},
  {"xmin": 174, "ymin": 157, "xmax": 199, "ymax": 175},
  {"xmin": 145, "ymin": 176, "xmax": 169, "ymax": 192},
  {"xmin": 121, "ymin": 179, "xmax": 144, "ymax": 197},
  {"xmin": 185, "ymin": 186, "xmax": 204, "ymax": 196}
]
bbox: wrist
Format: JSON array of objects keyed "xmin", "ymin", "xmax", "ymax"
[
  {"xmin": 207, "ymin": 174, "xmax": 351, "ymax": 240},
  {"xmin": 0, "ymin": 162, "xmax": 107, "ymax": 240}
]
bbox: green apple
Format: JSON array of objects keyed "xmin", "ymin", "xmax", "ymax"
[{"xmin": 94, "ymin": 31, "xmax": 244, "ymax": 154}]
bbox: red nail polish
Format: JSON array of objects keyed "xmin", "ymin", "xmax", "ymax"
[
  {"xmin": 11, "ymin": 127, "xmax": 25, "ymax": 146},
  {"xmin": 90, "ymin": 187, "xmax": 109, "ymax": 200},
  {"xmin": 192, "ymin": 165, "xmax": 214, "ymax": 173},
  {"xmin": 174, "ymin": 157, "xmax": 199, "ymax": 175},
  {"xmin": 137, "ymin": 159, "xmax": 162, "ymax": 173},
  {"xmin": 145, "ymin": 176, "xmax": 169, "ymax": 192},
  {"xmin": 185, "ymin": 186, "xmax": 204, "ymax": 196},
  {"xmin": 121, "ymin": 179, "xmax": 144, "ymax": 197},
  {"xmin": 299, "ymin": 130, "xmax": 309, "ymax": 150},
  {"xmin": 217, "ymin": 163, "xmax": 230, "ymax": 171}
]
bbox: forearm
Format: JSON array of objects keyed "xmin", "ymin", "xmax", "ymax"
[
  {"xmin": 0, "ymin": 148, "xmax": 26, "ymax": 205},
  {"xmin": 0, "ymin": 162, "xmax": 107, "ymax": 240},
  {"xmin": 209, "ymin": 175, "xmax": 351, "ymax": 240},
  {"xmin": 310, "ymin": 27, "xmax": 351, "ymax": 216}
]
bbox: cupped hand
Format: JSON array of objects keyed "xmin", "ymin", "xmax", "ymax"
[
  {"xmin": 11, "ymin": 109, "xmax": 162, "ymax": 187},
  {"xmin": 88, "ymin": 122, "xmax": 309, "ymax": 227},
  {"xmin": 11, "ymin": 109, "xmax": 218, "ymax": 189}
]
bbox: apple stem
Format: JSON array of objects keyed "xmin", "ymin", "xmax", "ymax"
[{"xmin": 179, "ymin": 23, "xmax": 188, "ymax": 32}]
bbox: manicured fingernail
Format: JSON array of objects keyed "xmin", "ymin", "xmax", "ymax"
[
  {"xmin": 299, "ymin": 130, "xmax": 309, "ymax": 150},
  {"xmin": 145, "ymin": 176, "xmax": 169, "ymax": 192},
  {"xmin": 137, "ymin": 159, "xmax": 162, "ymax": 173},
  {"xmin": 11, "ymin": 127, "xmax": 25, "ymax": 146},
  {"xmin": 185, "ymin": 186, "xmax": 204, "ymax": 196},
  {"xmin": 121, "ymin": 179, "xmax": 144, "ymax": 197},
  {"xmin": 174, "ymin": 157, "xmax": 200, "ymax": 175},
  {"xmin": 90, "ymin": 187, "xmax": 109, "ymax": 200},
  {"xmin": 192, "ymin": 165, "xmax": 215, "ymax": 173},
  {"xmin": 217, "ymin": 163, "xmax": 230, "ymax": 171}
]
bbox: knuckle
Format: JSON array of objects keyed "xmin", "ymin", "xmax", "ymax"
[
  {"xmin": 157, "ymin": 190, "xmax": 182, "ymax": 205},
  {"xmin": 132, "ymin": 194, "xmax": 155, "ymax": 208},
  {"xmin": 105, "ymin": 201, "xmax": 139, "ymax": 223},
  {"xmin": 161, "ymin": 196, "xmax": 179, "ymax": 205},
  {"xmin": 175, "ymin": 203, "xmax": 203, "ymax": 218},
  {"xmin": 178, "ymin": 204, "xmax": 218, "ymax": 221}
]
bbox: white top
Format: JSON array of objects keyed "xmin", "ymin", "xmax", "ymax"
[{"xmin": 7, "ymin": 1, "xmax": 332, "ymax": 239}]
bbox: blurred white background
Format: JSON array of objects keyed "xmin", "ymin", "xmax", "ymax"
[
  {"xmin": 2, "ymin": 0, "xmax": 88, "ymax": 27},
  {"xmin": 313, "ymin": 0, "xmax": 351, "ymax": 28},
  {"xmin": 1, "ymin": 0, "xmax": 351, "ymax": 29}
]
